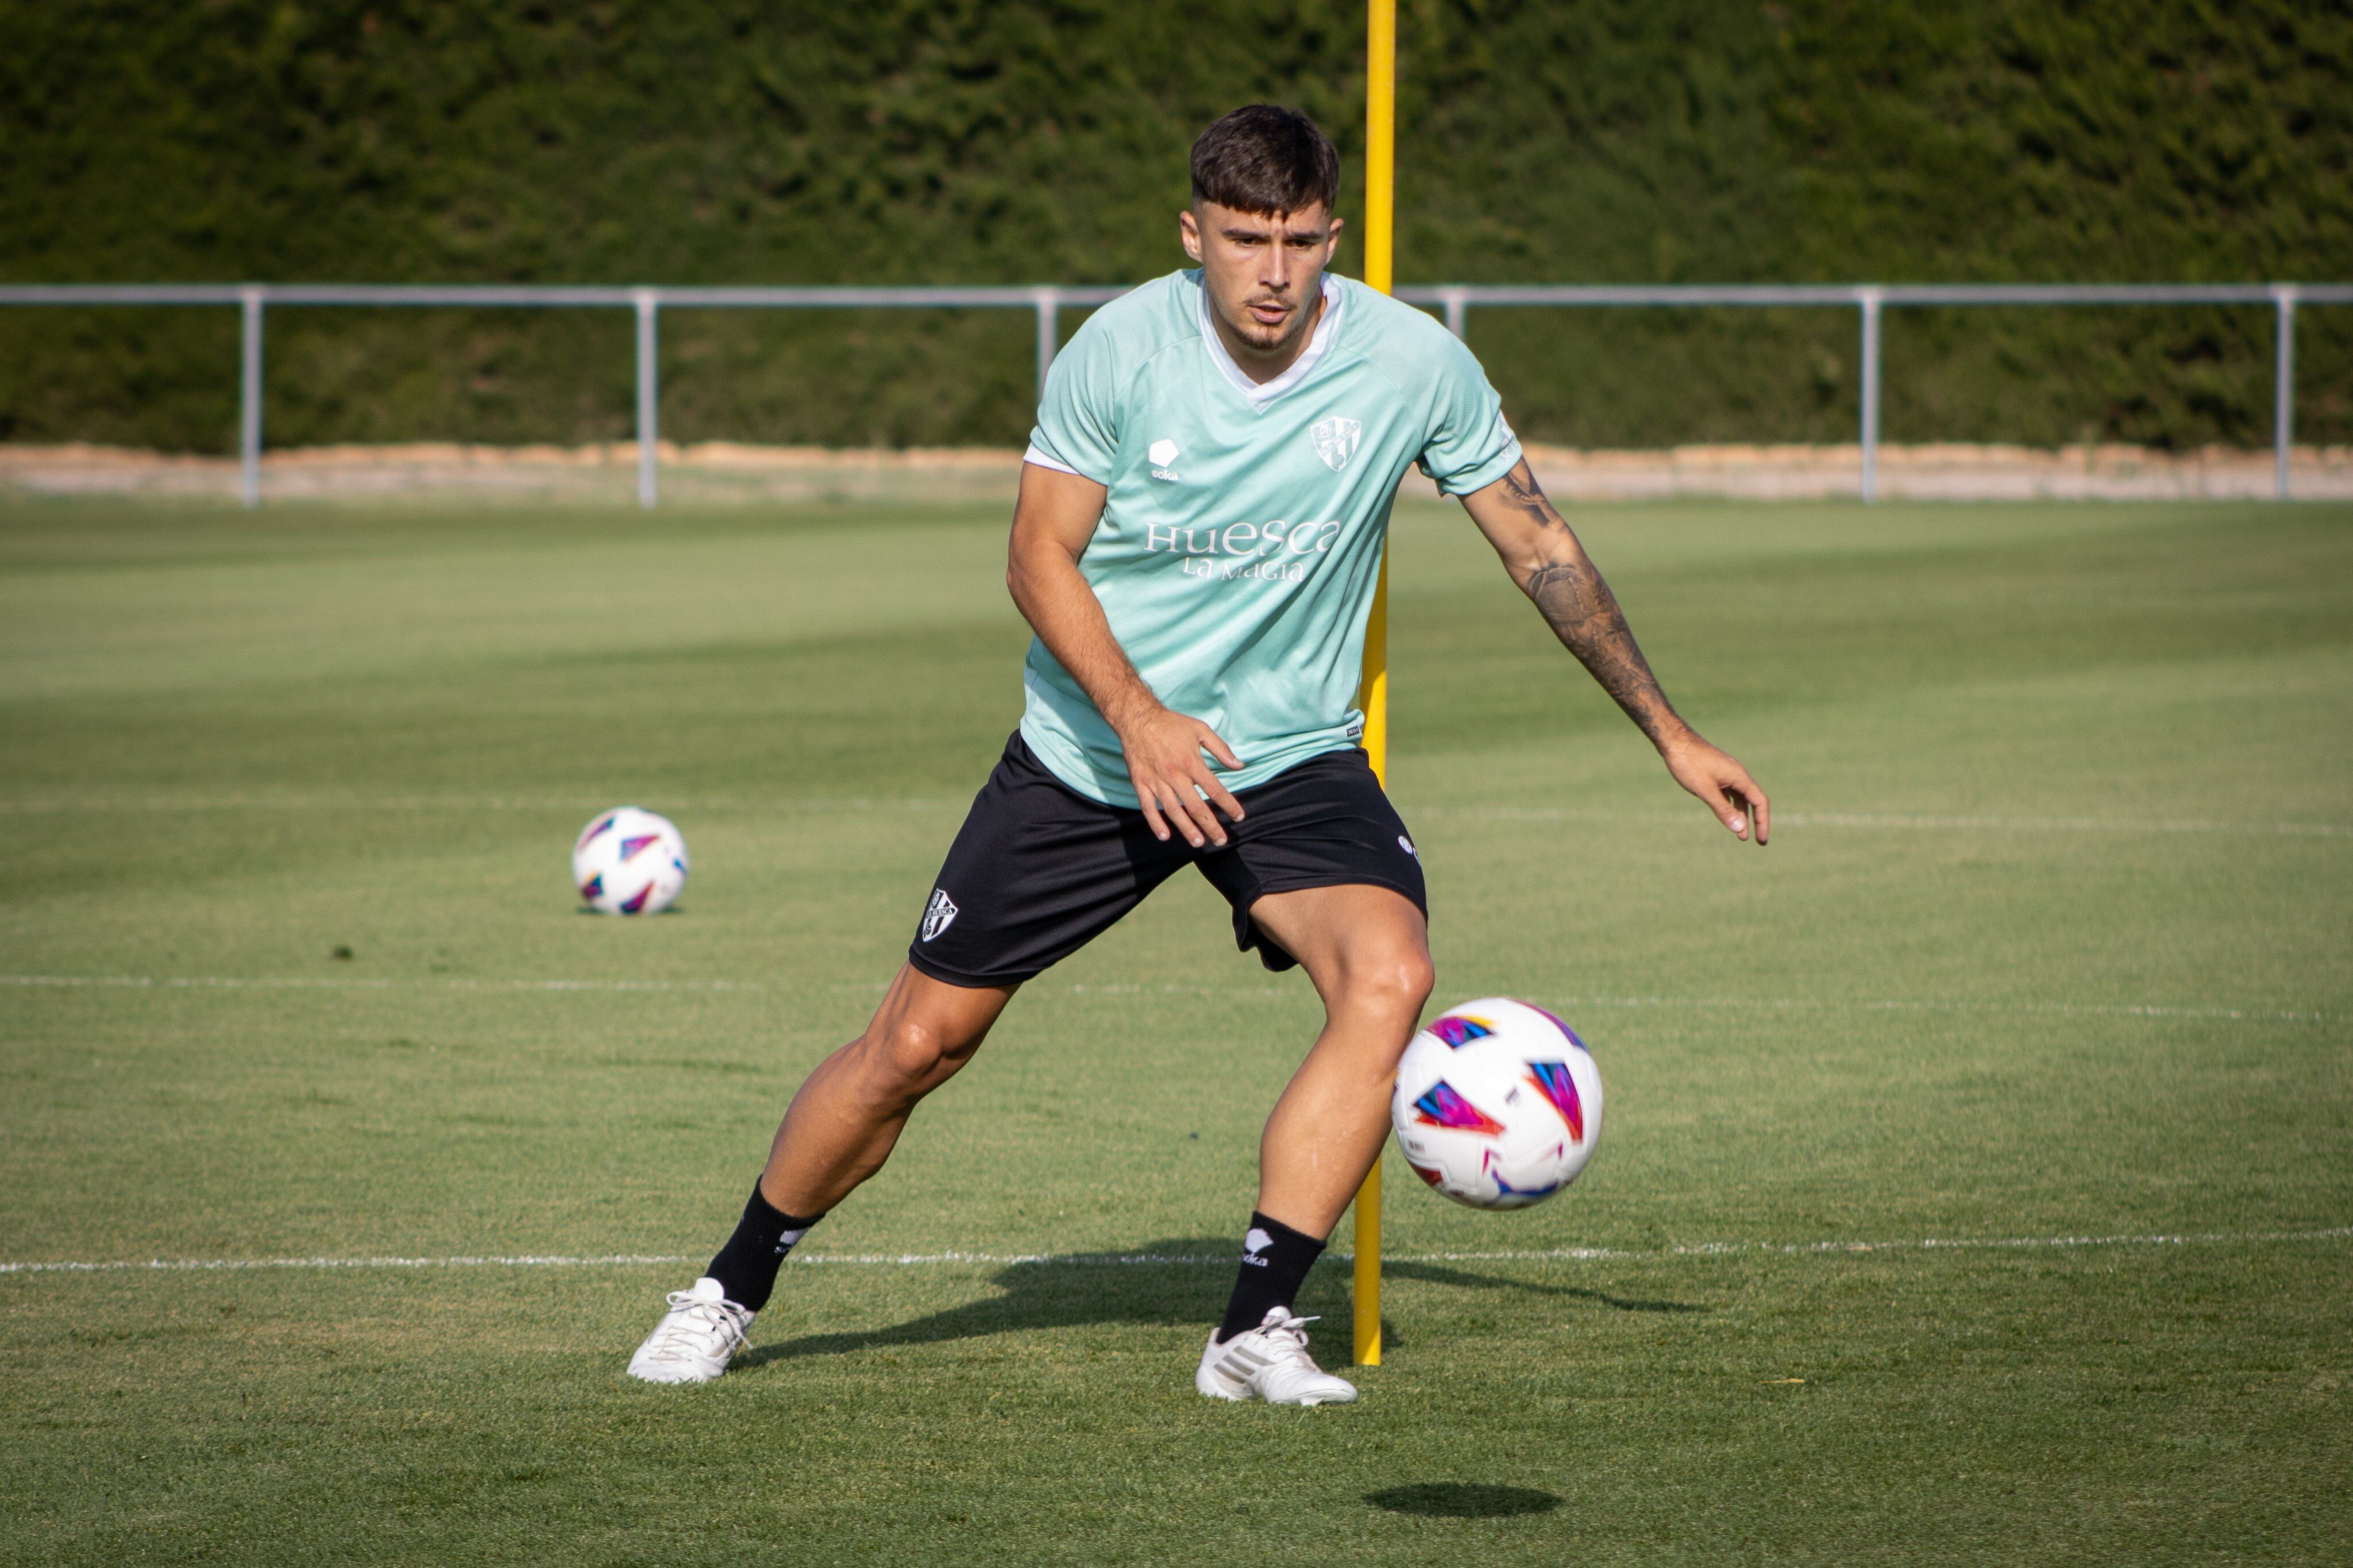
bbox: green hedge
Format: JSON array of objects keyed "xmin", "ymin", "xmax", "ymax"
[{"xmin": 2, "ymin": 1, "xmax": 2347, "ymax": 454}]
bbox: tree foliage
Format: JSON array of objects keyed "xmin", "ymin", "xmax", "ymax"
[{"xmin": 2, "ymin": 0, "xmax": 2346, "ymax": 452}]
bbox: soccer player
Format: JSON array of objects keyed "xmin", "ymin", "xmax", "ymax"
[{"xmin": 628, "ymin": 105, "xmax": 1768, "ymax": 1401}]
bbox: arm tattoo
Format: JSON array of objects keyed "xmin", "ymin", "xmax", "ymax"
[
  {"xmin": 1508, "ymin": 470, "xmax": 1680, "ymax": 742},
  {"xmin": 1525, "ymin": 562, "xmax": 1591, "ymax": 623},
  {"xmin": 1498, "ymin": 467, "xmax": 1555, "ymax": 529}
]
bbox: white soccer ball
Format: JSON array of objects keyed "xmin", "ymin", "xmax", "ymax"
[
  {"xmin": 571, "ymin": 806, "xmax": 688, "ymax": 915},
  {"xmin": 1391, "ymin": 997, "xmax": 1604, "ymax": 1210}
]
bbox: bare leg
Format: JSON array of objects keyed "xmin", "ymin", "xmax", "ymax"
[
  {"xmin": 1240, "ymin": 885, "xmax": 1435, "ymax": 1237},
  {"xmin": 755, "ymin": 964, "xmax": 1016, "ymax": 1217}
]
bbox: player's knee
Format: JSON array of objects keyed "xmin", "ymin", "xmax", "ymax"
[
  {"xmin": 1393, "ymin": 949, "xmax": 1438, "ymax": 1018},
  {"xmin": 1336, "ymin": 944, "xmax": 1435, "ymax": 1026},
  {"xmin": 862, "ymin": 1015, "xmax": 976, "ymax": 1096}
]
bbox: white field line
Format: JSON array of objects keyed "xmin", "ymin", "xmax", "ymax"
[
  {"xmin": 1, "ymin": 795, "xmax": 2343, "ymax": 839},
  {"xmin": 7, "ymin": 1226, "xmax": 2348, "ymax": 1277},
  {"xmin": 1, "ymin": 1254, "xmax": 700, "ymax": 1275},
  {"xmin": 2, "ymin": 973, "xmax": 2336, "ymax": 1025}
]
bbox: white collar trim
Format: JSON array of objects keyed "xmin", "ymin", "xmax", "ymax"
[{"xmin": 1197, "ymin": 274, "xmax": 1345, "ymax": 409}]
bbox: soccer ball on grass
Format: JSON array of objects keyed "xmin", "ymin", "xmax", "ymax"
[
  {"xmin": 572, "ymin": 806, "xmax": 688, "ymax": 915},
  {"xmin": 1391, "ymin": 997, "xmax": 1604, "ymax": 1210}
]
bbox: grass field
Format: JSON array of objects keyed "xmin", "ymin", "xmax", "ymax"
[{"xmin": 3, "ymin": 491, "xmax": 2350, "ymax": 1563}]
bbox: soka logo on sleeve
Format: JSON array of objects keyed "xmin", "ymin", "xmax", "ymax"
[
  {"xmin": 920, "ymin": 889, "xmax": 959, "ymax": 941},
  {"xmin": 1310, "ymin": 416, "xmax": 1361, "ymax": 472}
]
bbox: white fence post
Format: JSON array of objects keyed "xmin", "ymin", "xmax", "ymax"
[
  {"xmin": 238, "ymin": 285, "xmax": 264, "ymax": 508},
  {"xmin": 2274, "ymin": 284, "xmax": 2298, "ymax": 501},
  {"xmin": 1858, "ymin": 286, "xmax": 1884, "ymax": 503},
  {"xmin": 633, "ymin": 288, "xmax": 659, "ymax": 509},
  {"xmin": 1033, "ymin": 287, "xmax": 1060, "ymax": 400},
  {"xmin": 1441, "ymin": 287, "xmax": 1468, "ymax": 340}
]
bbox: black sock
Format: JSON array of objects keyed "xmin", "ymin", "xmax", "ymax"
[
  {"xmin": 1214, "ymin": 1211, "xmax": 1327, "ymax": 1343},
  {"xmin": 703, "ymin": 1184, "xmax": 823, "ymax": 1312}
]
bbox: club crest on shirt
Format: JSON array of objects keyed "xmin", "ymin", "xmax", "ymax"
[{"xmin": 1310, "ymin": 416, "xmax": 1361, "ymax": 473}]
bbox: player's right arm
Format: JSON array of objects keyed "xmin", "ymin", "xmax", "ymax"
[{"xmin": 1005, "ymin": 461, "xmax": 1246, "ymax": 849}]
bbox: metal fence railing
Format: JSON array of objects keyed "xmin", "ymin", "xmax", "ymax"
[{"xmin": 2, "ymin": 280, "xmax": 2346, "ymax": 506}]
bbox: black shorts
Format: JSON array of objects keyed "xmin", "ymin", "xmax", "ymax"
[{"xmin": 907, "ymin": 733, "xmax": 1428, "ymax": 988}]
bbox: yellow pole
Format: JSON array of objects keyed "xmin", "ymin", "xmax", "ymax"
[{"xmin": 1353, "ymin": 0, "xmax": 1396, "ymax": 1371}]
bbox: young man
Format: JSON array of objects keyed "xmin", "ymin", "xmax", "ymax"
[{"xmin": 628, "ymin": 105, "xmax": 1768, "ymax": 1403}]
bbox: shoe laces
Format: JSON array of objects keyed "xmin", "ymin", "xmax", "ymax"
[
  {"xmin": 643, "ymin": 1291, "xmax": 749, "ymax": 1362},
  {"xmin": 1252, "ymin": 1310, "xmax": 1321, "ymax": 1362}
]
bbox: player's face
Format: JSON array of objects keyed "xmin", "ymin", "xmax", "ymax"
[{"xmin": 1179, "ymin": 200, "xmax": 1344, "ymax": 357}]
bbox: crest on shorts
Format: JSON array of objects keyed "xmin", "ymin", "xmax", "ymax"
[
  {"xmin": 1310, "ymin": 416, "xmax": 1361, "ymax": 473},
  {"xmin": 920, "ymin": 888, "xmax": 959, "ymax": 942}
]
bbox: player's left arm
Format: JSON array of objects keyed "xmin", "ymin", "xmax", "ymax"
[{"xmin": 1459, "ymin": 458, "xmax": 1769, "ymax": 844}]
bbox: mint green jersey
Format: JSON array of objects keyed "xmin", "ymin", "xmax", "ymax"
[{"xmin": 1020, "ymin": 268, "xmax": 1521, "ymax": 806}]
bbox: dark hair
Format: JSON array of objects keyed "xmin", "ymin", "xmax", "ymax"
[{"xmin": 1190, "ymin": 105, "xmax": 1341, "ymax": 215}]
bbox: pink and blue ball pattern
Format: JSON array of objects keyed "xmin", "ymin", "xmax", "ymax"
[
  {"xmin": 1525, "ymin": 1060, "xmax": 1585, "ymax": 1141},
  {"xmin": 1412, "ymin": 1080, "xmax": 1505, "ymax": 1137},
  {"xmin": 1428, "ymin": 1014, "xmax": 1495, "ymax": 1048}
]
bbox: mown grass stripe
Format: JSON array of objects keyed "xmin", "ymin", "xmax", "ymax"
[
  {"xmin": 9, "ymin": 1227, "xmax": 2347, "ymax": 1276},
  {"xmin": 0, "ymin": 974, "xmax": 767, "ymax": 994},
  {"xmin": 1438, "ymin": 808, "xmax": 2353, "ymax": 837},
  {"xmin": 0, "ymin": 795, "xmax": 968, "ymax": 814},
  {"xmin": 2, "ymin": 795, "xmax": 2343, "ymax": 837},
  {"xmin": 3, "ymin": 973, "xmax": 2333, "ymax": 1024}
]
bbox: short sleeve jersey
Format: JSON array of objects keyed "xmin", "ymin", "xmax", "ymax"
[{"xmin": 1020, "ymin": 268, "xmax": 1520, "ymax": 806}]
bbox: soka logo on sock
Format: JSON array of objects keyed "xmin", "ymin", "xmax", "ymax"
[{"xmin": 1241, "ymin": 1227, "xmax": 1275, "ymax": 1266}]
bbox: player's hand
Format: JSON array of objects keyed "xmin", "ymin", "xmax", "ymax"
[
  {"xmin": 1658, "ymin": 728, "xmax": 1770, "ymax": 844},
  {"xmin": 1114, "ymin": 705, "xmax": 1245, "ymax": 848}
]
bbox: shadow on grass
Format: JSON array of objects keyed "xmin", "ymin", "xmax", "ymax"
[
  {"xmin": 736, "ymin": 1238, "xmax": 1704, "ymax": 1368},
  {"xmin": 1367, "ymin": 1483, "xmax": 1561, "ymax": 1518},
  {"xmin": 1384, "ymin": 1259, "xmax": 1708, "ymax": 1314}
]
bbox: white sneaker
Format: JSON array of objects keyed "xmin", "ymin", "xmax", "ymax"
[
  {"xmin": 1196, "ymin": 1308, "xmax": 1359, "ymax": 1406},
  {"xmin": 627, "ymin": 1277, "xmax": 755, "ymax": 1384}
]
